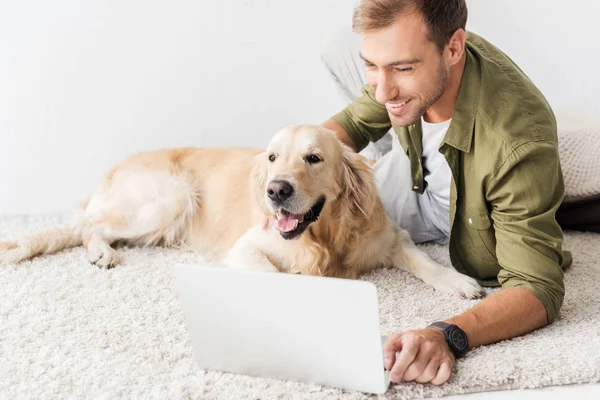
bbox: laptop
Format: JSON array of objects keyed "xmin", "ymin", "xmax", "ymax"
[{"xmin": 170, "ymin": 263, "xmax": 391, "ymax": 395}]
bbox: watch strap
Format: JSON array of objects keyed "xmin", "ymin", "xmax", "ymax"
[
  {"xmin": 428, "ymin": 321, "xmax": 452, "ymax": 330},
  {"xmin": 427, "ymin": 321, "xmax": 468, "ymax": 358}
]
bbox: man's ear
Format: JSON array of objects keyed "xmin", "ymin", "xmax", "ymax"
[
  {"xmin": 339, "ymin": 143, "xmax": 378, "ymax": 219},
  {"xmin": 250, "ymin": 151, "xmax": 270, "ymax": 216},
  {"xmin": 447, "ymin": 28, "xmax": 466, "ymax": 66}
]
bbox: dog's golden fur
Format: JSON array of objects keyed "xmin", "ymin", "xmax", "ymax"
[{"xmin": 0, "ymin": 125, "xmax": 482, "ymax": 298}]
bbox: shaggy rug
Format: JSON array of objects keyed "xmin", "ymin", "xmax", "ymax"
[{"xmin": 1, "ymin": 214, "xmax": 599, "ymax": 400}]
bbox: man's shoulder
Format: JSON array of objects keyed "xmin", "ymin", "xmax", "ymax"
[{"xmin": 465, "ymin": 31, "xmax": 557, "ymax": 145}]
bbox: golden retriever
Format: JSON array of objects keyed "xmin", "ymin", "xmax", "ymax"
[{"xmin": 0, "ymin": 124, "xmax": 482, "ymax": 298}]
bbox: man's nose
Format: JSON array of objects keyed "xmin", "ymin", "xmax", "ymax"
[{"xmin": 374, "ymin": 72, "xmax": 398, "ymax": 104}]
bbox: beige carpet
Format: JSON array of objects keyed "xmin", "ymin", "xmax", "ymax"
[{"xmin": 1, "ymin": 214, "xmax": 599, "ymax": 399}]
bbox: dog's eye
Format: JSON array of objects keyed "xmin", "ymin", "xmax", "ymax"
[
  {"xmin": 306, "ymin": 155, "xmax": 322, "ymax": 164},
  {"xmin": 268, "ymin": 154, "xmax": 276, "ymax": 162}
]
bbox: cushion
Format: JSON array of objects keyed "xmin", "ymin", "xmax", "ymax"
[
  {"xmin": 556, "ymin": 113, "xmax": 600, "ymax": 203},
  {"xmin": 555, "ymin": 113, "xmax": 600, "ymax": 233}
]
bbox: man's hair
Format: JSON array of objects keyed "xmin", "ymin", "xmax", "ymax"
[{"xmin": 352, "ymin": 0, "xmax": 468, "ymax": 51}]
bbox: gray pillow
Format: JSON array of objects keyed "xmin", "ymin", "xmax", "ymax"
[
  {"xmin": 555, "ymin": 113, "xmax": 600, "ymax": 233},
  {"xmin": 557, "ymin": 113, "xmax": 600, "ymax": 203}
]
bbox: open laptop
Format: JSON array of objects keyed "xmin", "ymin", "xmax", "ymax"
[{"xmin": 170, "ymin": 263, "xmax": 391, "ymax": 395}]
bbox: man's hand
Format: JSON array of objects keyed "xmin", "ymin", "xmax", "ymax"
[
  {"xmin": 383, "ymin": 329, "xmax": 455, "ymax": 385},
  {"xmin": 381, "ymin": 287, "xmax": 549, "ymax": 386}
]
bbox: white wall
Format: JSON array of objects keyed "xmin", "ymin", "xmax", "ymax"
[
  {"xmin": 1, "ymin": 0, "xmax": 598, "ymax": 215},
  {"xmin": 466, "ymin": 0, "xmax": 600, "ymax": 118}
]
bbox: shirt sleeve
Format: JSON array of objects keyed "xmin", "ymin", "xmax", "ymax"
[
  {"xmin": 331, "ymin": 84, "xmax": 392, "ymax": 152},
  {"xmin": 486, "ymin": 139, "xmax": 568, "ymax": 324}
]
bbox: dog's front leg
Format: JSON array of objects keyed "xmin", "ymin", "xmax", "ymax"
[
  {"xmin": 391, "ymin": 227, "xmax": 484, "ymax": 299},
  {"xmin": 224, "ymin": 227, "xmax": 280, "ymax": 273}
]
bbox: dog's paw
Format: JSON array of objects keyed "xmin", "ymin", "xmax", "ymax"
[
  {"xmin": 87, "ymin": 246, "xmax": 120, "ymax": 269},
  {"xmin": 434, "ymin": 270, "xmax": 484, "ymax": 299},
  {"xmin": 0, "ymin": 241, "xmax": 18, "ymax": 252},
  {"xmin": 0, "ymin": 242, "xmax": 25, "ymax": 266}
]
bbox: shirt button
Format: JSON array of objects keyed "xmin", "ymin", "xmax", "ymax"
[
  {"xmin": 413, "ymin": 185, "xmax": 419, "ymax": 190},
  {"xmin": 468, "ymin": 218, "xmax": 473, "ymax": 224}
]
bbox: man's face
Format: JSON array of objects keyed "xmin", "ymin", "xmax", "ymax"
[{"xmin": 360, "ymin": 12, "xmax": 449, "ymax": 126}]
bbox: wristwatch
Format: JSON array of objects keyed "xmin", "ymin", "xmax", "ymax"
[{"xmin": 427, "ymin": 321, "xmax": 469, "ymax": 358}]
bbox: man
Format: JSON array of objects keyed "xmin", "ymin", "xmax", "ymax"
[{"xmin": 320, "ymin": 0, "xmax": 572, "ymax": 386}]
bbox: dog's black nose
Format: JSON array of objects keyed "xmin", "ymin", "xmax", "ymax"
[{"xmin": 267, "ymin": 180, "xmax": 294, "ymax": 202}]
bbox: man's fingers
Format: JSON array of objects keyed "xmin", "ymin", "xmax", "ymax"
[
  {"xmin": 401, "ymin": 348, "xmax": 431, "ymax": 382},
  {"xmin": 430, "ymin": 361, "xmax": 453, "ymax": 386},
  {"xmin": 382, "ymin": 333, "xmax": 402, "ymax": 370},
  {"xmin": 384, "ymin": 329, "xmax": 455, "ymax": 385},
  {"xmin": 414, "ymin": 358, "xmax": 441, "ymax": 384},
  {"xmin": 389, "ymin": 337, "xmax": 419, "ymax": 382}
]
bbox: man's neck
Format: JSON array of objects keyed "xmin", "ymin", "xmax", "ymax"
[{"xmin": 423, "ymin": 53, "xmax": 467, "ymax": 123}]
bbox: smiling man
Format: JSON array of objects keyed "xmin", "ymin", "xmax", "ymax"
[{"xmin": 321, "ymin": 0, "xmax": 571, "ymax": 386}]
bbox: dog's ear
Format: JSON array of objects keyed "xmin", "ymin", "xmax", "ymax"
[
  {"xmin": 250, "ymin": 151, "xmax": 270, "ymax": 217},
  {"xmin": 339, "ymin": 143, "xmax": 378, "ymax": 219}
]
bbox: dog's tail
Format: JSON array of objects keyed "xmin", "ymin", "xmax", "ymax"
[
  {"xmin": 0, "ymin": 201, "xmax": 89, "ymax": 266},
  {"xmin": 0, "ymin": 223, "xmax": 84, "ymax": 266}
]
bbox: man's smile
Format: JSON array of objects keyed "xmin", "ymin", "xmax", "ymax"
[{"xmin": 386, "ymin": 99, "xmax": 411, "ymax": 115}]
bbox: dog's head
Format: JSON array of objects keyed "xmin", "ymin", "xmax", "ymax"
[{"xmin": 251, "ymin": 124, "xmax": 378, "ymax": 240}]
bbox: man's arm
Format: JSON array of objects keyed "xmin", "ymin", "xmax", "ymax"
[
  {"xmin": 445, "ymin": 286, "xmax": 547, "ymax": 348},
  {"xmin": 447, "ymin": 138, "xmax": 568, "ymax": 346},
  {"xmin": 383, "ymin": 139, "xmax": 568, "ymax": 385},
  {"xmin": 321, "ymin": 118, "xmax": 356, "ymax": 151},
  {"xmin": 383, "ymin": 287, "xmax": 547, "ymax": 385},
  {"xmin": 324, "ymin": 84, "xmax": 392, "ymax": 152}
]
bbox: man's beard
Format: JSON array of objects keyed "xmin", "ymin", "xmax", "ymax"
[{"xmin": 391, "ymin": 62, "xmax": 449, "ymax": 126}]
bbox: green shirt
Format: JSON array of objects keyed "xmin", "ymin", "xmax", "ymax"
[{"xmin": 332, "ymin": 31, "xmax": 572, "ymax": 324}]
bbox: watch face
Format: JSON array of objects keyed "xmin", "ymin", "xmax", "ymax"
[{"xmin": 450, "ymin": 328, "xmax": 468, "ymax": 351}]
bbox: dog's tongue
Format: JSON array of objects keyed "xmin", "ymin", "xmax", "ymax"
[{"xmin": 276, "ymin": 211, "xmax": 304, "ymax": 233}]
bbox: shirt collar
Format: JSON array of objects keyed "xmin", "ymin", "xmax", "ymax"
[{"xmin": 442, "ymin": 42, "xmax": 482, "ymax": 153}]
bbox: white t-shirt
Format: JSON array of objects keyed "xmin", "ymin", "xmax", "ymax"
[{"xmin": 421, "ymin": 117, "xmax": 452, "ymax": 234}]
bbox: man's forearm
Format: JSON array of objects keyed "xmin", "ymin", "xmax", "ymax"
[
  {"xmin": 321, "ymin": 119, "xmax": 356, "ymax": 151},
  {"xmin": 444, "ymin": 287, "xmax": 548, "ymax": 349}
]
